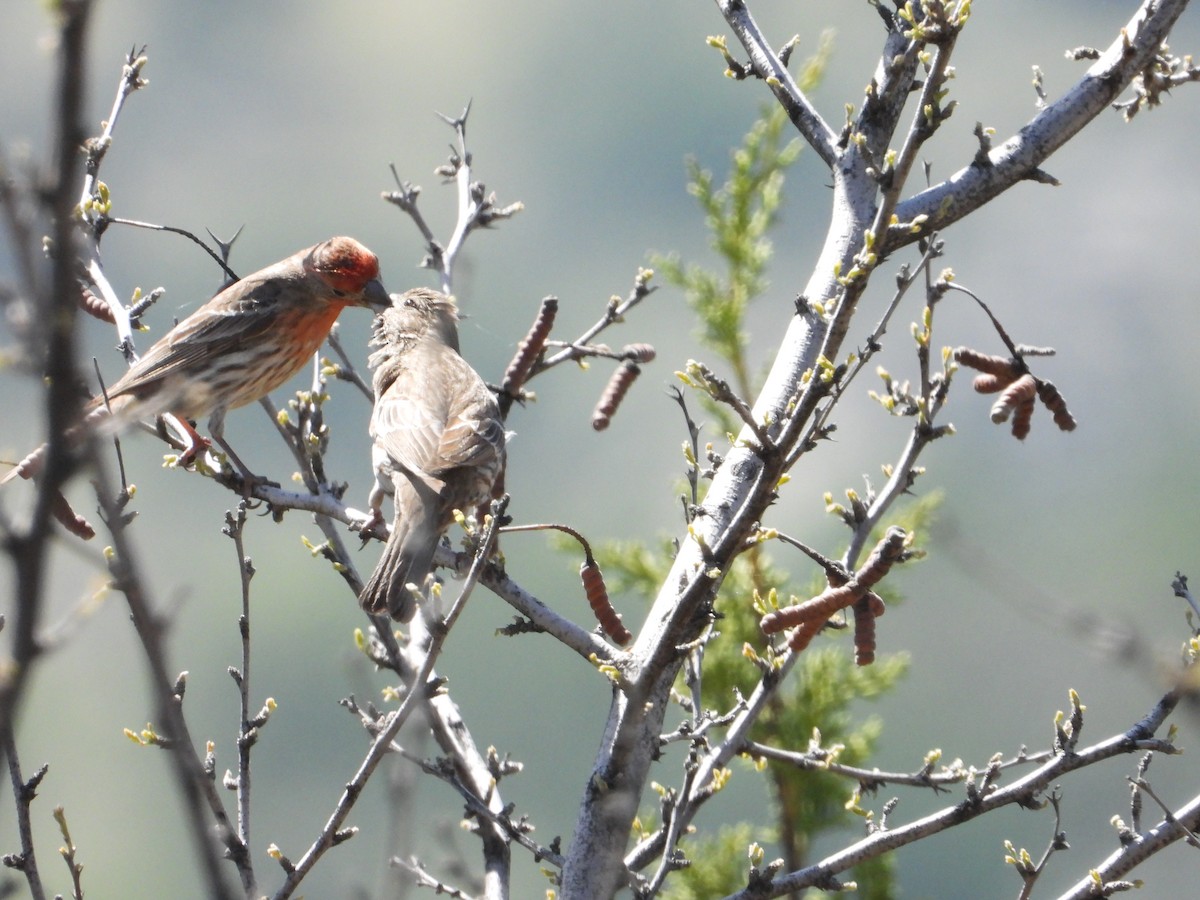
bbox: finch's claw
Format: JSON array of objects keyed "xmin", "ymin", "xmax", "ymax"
[
  {"xmin": 235, "ymin": 471, "xmax": 280, "ymax": 498},
  {"xmin": 349, "ymin": 508, "xmax": 387, "ymax": 541},
  {"xmin": 177, "ymin": 437, "xmax": 212, "ymax": 469}
]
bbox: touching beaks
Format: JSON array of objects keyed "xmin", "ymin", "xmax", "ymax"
[{"xmin": 361, "ymin": 277, "xmax": 391, "ymax": 309}]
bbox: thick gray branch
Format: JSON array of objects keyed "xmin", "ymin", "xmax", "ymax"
[{"xmin": 895, "ymin": 0, "xmax": 1191, "ymax": 238}]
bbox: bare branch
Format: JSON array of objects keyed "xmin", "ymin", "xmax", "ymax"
[
  {"xmin": 895, "ymin": 0, "xmax": 1192, "ymax": 241},
  {"xmin": 713, "ymin": 1, "xmax": 838, "ymax": 166},
  {"xmin": 722, "ymin": 689, "xmax": 1183, "ymax": 899},
  {"xmin": 1058, "ymin": 791, "xmax": 1200, "ymax": 899},
  {"xmin": 223, "ymin": 504, "xmax": 260, "ymax": 897},
  {"xmin": 3, "ymin": 733, "xmax": 48, "ymax": 900}
]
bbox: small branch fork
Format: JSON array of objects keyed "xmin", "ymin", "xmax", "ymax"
[
  {"xmin": 712, "ymin": 2, "xmax": 838, "ymax": 167},
  {"xmin": 382, "ymin": 107, "xmax": 659, "ymax": 435},
  {"xmin": 3, "ymin": 722, "xmax": 50, "ymax": 900},
  {"xmin": 382, "ymin": 103, "xmax": 523, "ymax": 296},
  {"xmin": 222, "ymin": 504, "xmax": 264, "ymax": 897}
]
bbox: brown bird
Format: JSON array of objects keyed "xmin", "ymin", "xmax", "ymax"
[
  {"xmin": 359, "ymin": 288, "xmax": 506, "ymax": 622},
  {"xmin": 3, "ymin": 236, "xmax": 389, "ymax": 487}
]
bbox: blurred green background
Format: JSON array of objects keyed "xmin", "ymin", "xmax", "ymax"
[{"xmin": 2, "ymin": 1, "xmax": 1199, "ymax": 897}]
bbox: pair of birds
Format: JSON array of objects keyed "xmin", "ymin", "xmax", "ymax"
[{"xmin": 3, "ymin": 236, "xmax": 506, "ymax": 623}]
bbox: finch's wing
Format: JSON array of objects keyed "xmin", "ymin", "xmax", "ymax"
[
  {"xmin": 107, "ymin": 275, "xmax": 284, "ymax": 399},
  {"xmin": 372, "ymin": 353, "xmax": 503, "ymax": 491},
  {"xmin": 435, "ymin": 378, "xmax": 505, "ymax": 475},
  {"xmin": 371, "ymin": 362, "xmax": 450, "ymax": 495}
]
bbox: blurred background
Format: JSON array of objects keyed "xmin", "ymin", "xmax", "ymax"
[{"xmin": 2, "ymin": 1, "xmax": 1199, "ymax": 897}]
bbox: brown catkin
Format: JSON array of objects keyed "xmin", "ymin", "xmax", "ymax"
[
  {"xmin": 51, "ymin": 489, "xmax": 95, "ymax": 540},
  {"xmin": 767, "ymin": 540, "xmax": 901, "ymax": 660},
  {"xmin": 80, "ymin": 285, "xmax": 117, "ymax": 324},
  {"xmin": 990, "ymin": 373, "xmax": 1037, "ymax": 424},
  {"xmin": 1036, "ymin": 379, "xmax": 1077, "ymax": 432},
  {"xmin": 1011, "ymin": 395, "xmax": 1036, "ymax": 440},
  {"xmin": 501, "ymin": 296, "xmax": 558, "ymax": 398},
  {"xmin": 855, "ymin": 526, "xmax": 907, "ymax": 590},
  {"xmin": 787, "ymin": 618, "xmax": 825, "ymax": 654},
  {"xmin": 580, "ymin": 560, "xmax": 631, "ymax": 645},
  {"xmin": 972, "ymin": 372, "xmax": 1011, "ymax": 394},
  {"xmin": 852, "ymin": 597, "xmax": 877, "ymax": 666},
  {"xmin": 621, "ymin": 343, "xmax": 657, "ymax": 364},
  {"xmin": 760, "ymin": 584, "xmax": 858, "ymax": 634},
  {"xmin": 954, "ymin": 347, "xmax": 1019, "ymax": 378},
  {"xmin": 591, "ymin": 360, "xmax": 641, "ymax": 431},
  {"xmin": 7, "ymin": 444, "xmax": 46, "ymax": 482}
]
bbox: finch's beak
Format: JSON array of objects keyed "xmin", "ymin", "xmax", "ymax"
[{"xmin": 360, "ymin": 277, "xmax": 391, "ymax": 309}]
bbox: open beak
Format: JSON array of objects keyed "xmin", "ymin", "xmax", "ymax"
[{"xmin": 360, "ymin": 277, "xmax": 391, "ymax": 309}]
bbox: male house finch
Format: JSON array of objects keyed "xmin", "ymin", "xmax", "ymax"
[
  {"xmin": 359, "ymin": 288, "xmax": 506, "ymax": 622},
  {"xmin": 3, "ymin": 235, "xmax": 389, "ymax": 487}
]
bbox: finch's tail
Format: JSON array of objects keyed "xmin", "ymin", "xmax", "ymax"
[{"xmin": 359, "ymin": 494, "xmax": 440, "ymax": 623}]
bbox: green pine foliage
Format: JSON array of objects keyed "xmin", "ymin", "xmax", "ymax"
[{"xmin": 655, "ymin": 30, "xmax": 828, "ymax": 428}]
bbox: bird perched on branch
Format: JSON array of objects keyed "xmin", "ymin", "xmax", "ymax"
[
  {"xmin": 359, "ymin": 287, "xmax": 506, "ymax": 622},
  {"xmin": 3, "ymin": 235, "xmax": 390, "ymax": 489}
]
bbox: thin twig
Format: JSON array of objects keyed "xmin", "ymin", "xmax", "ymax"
[
  {"xmin": 4, "ymin": 733, "xmax": 48, "ymax": 900},
  {"xmin": 1132, "ymin": 776, "xmax": 1200, "ymax": 847},
  {"xmin": 799, "ymin": 236, "xmax": 944, "ymax": 455},
  {"xmin": 537, "ymin": 271, "xmax": 655, "ymax": 372},
  {"xmin": 225, "ymin": 503, "xmax": 259, "ymax": 896},
  {"xmin": 743, "ymin": 740, "xmax": 1047, "ymax": 791},
  {"xmin": 1014, "ymin": 789, "xmax": 1066, "ymax": 900},
  {"xmin": 371, "ymin": 732, "xmax": 563, "ymax": 870},
  {"xmin": 714, "ymin": 0, "xmax": 838, "ymax": 167},
  {"xmin": 106, "ymin": 217, "xmax": 240, "ymax": 283},
  {"xmin": 324, "ymin": 326, "xmax": 374, "ymax": 401},
  {"xmin": 50, "ymin": 806, "xmax": 85, "ymax": 900},
  {"xmin": 390, "ymin": 857, "xmax": 477, "ymax": 899}
]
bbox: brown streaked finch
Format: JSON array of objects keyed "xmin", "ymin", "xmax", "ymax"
[
  {"xmin": 359, "ymin": 288, "xmax": 506, "ymax": 622},
  {"xmin": 4, "ymin": 235, "xmax": 390, "ymax": 491}
]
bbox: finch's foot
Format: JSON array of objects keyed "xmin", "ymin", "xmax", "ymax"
[
  {"xmin": 172, "ymin": 416, "xmax": 212, "ymax": 469},
  {"xmin": 350, "ymin": 507, "xmax": 387, "ymax": 542},
  {"xmin": 230, "ymin": 469, "xmax": 280, "ymax": 498}
]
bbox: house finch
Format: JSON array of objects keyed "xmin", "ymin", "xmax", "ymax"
[
  {"xmin": 3, "ymin": 235, "xmax": 389, "ymax": 486},
  {"xmin": 359, "ymin": 288, "xmax": 506, "ymax": 622}
]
